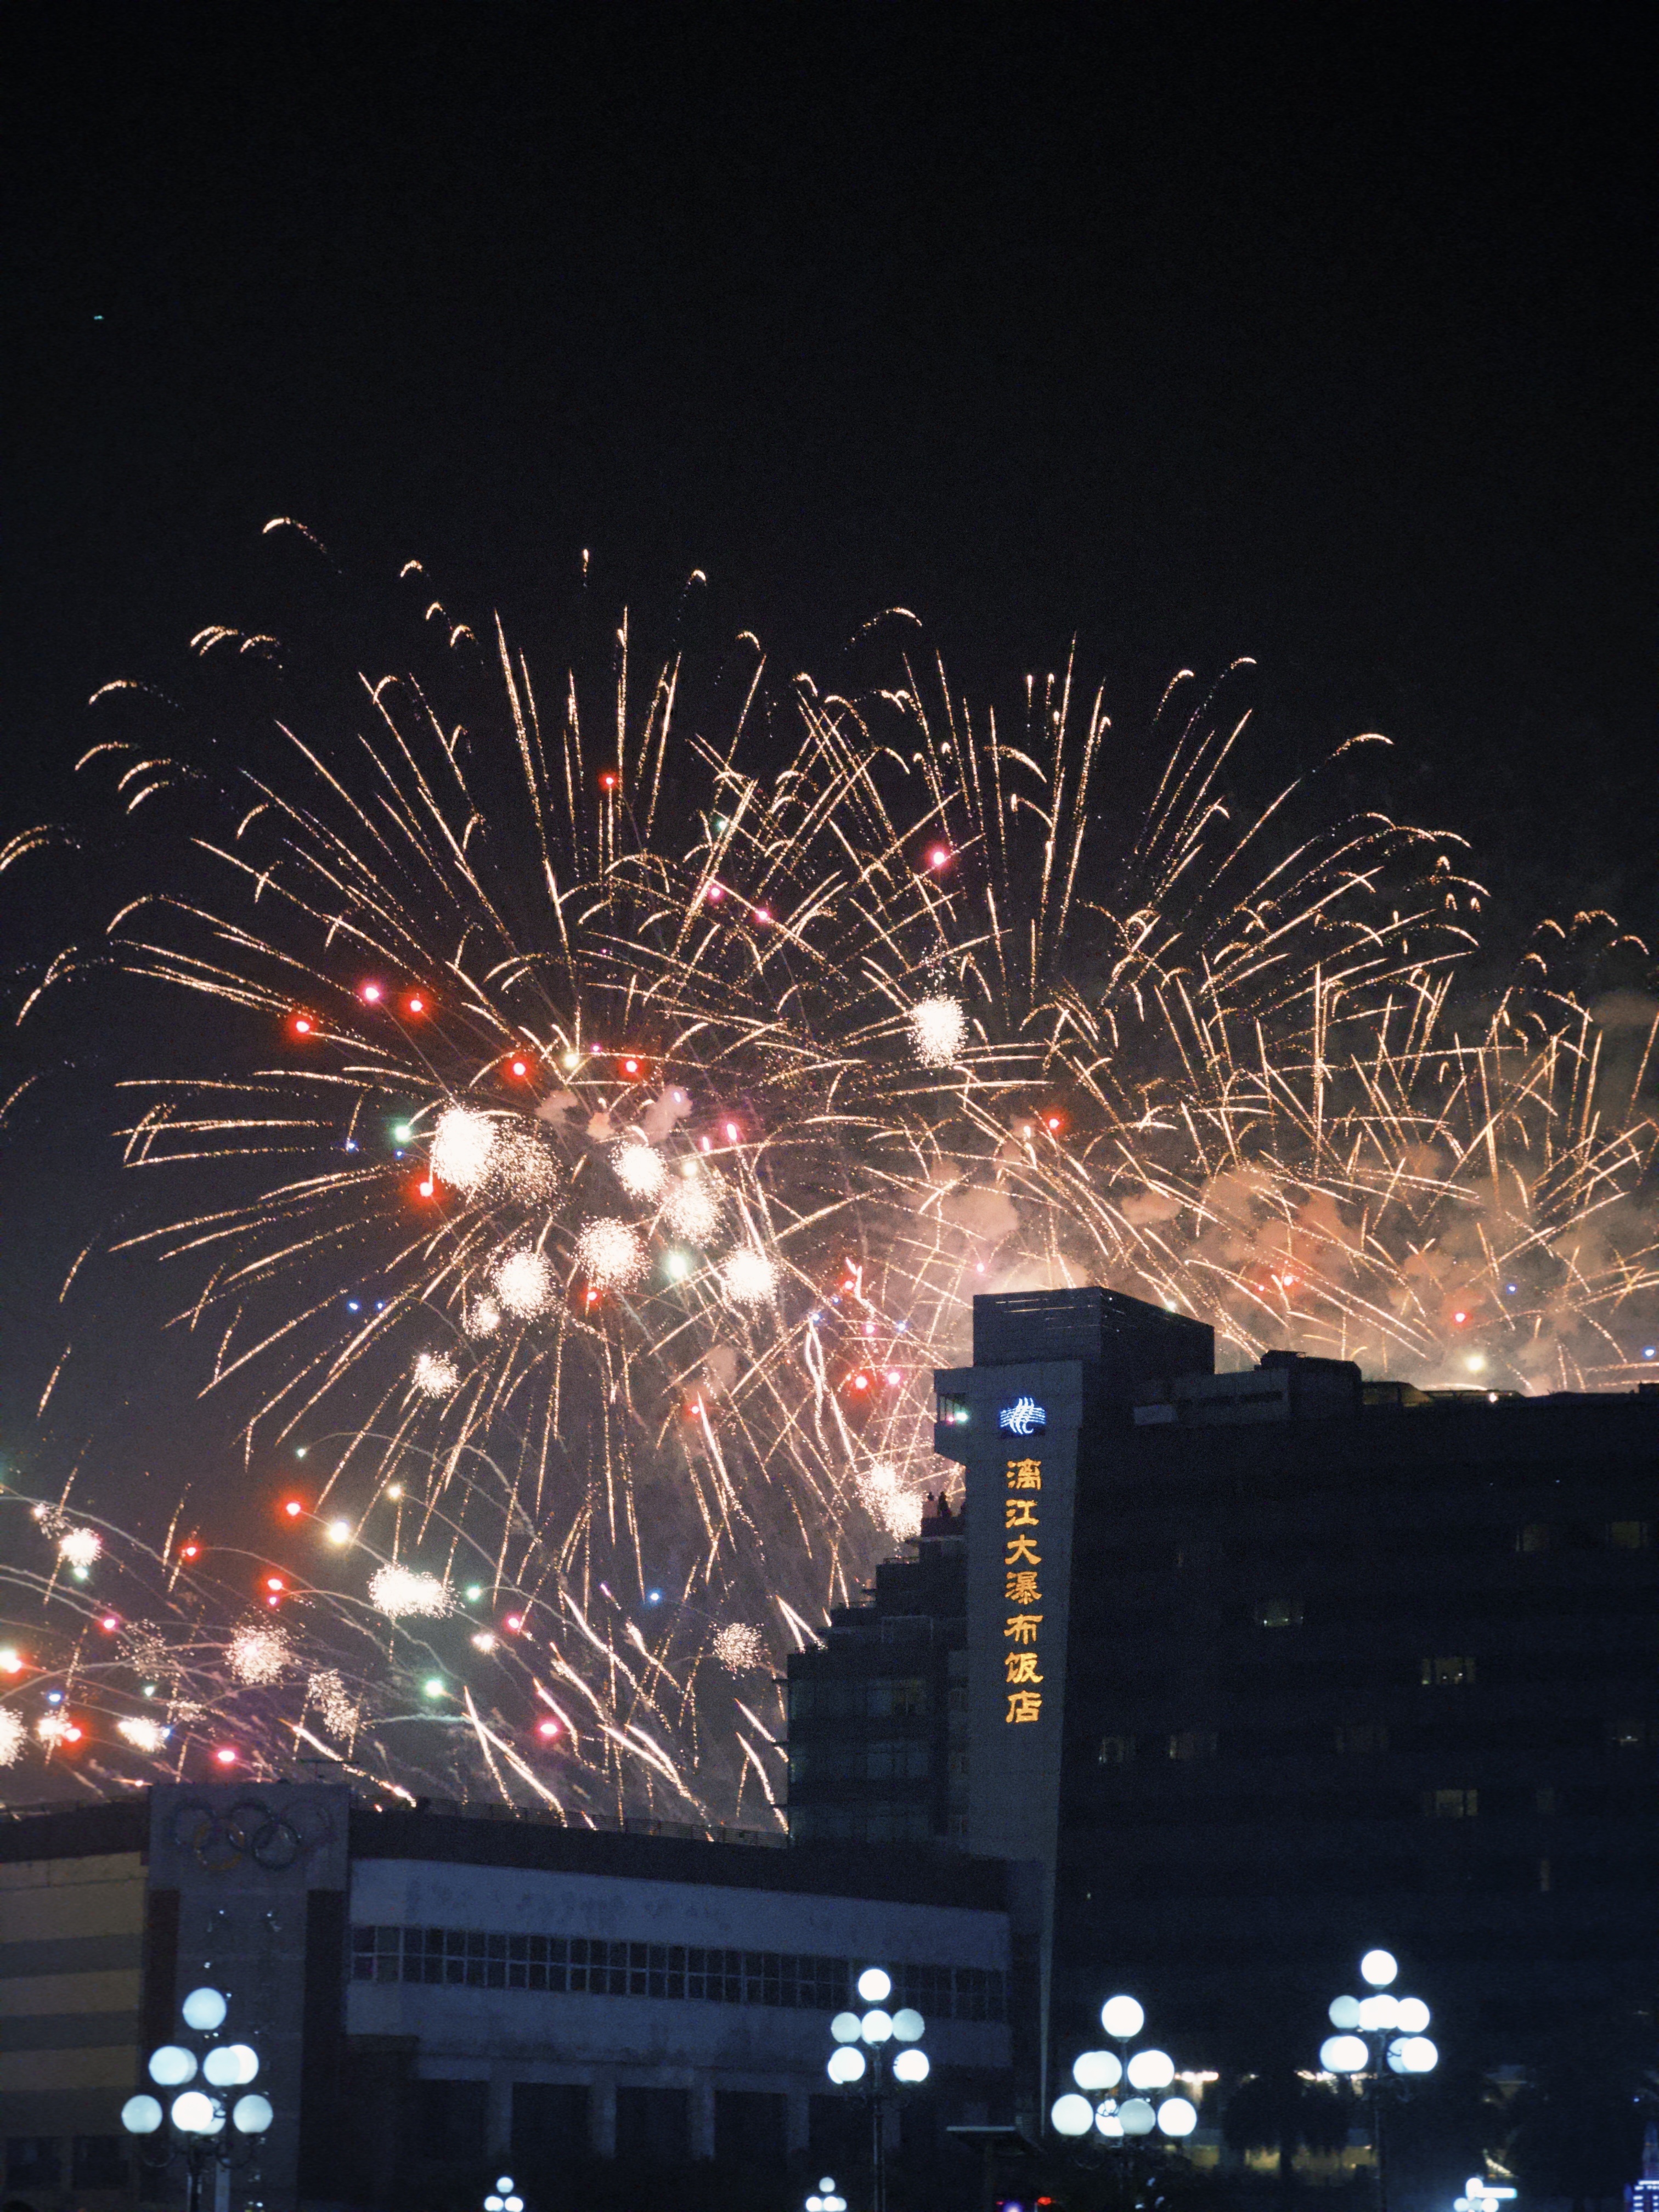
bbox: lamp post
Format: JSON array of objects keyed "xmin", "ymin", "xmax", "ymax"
[
  {"xmin": 121, "ymin": 1984, "xmax": 270, "ymax": 2212},
  {"xmin": 1049, "ymin": 1991, "xmax": 1201, "ymax": 2154},
  {"xmin": 483, "ymin": 2175, "xmax": 524, "ymax": 2212},
  {"xmin": 1317, "ymin": 1948, "xmax": 1438, "ymax": 2212},
  {"xmin": 805, "ymin": 2177, "xmax": 848, "ymax": 2212},
  {"xmin": 826, "ymin": 1966, "xmax": 930, "ymax": 2212}
]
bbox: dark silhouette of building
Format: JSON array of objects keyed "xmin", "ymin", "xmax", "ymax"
[
  {"xmin": 900, "ymin": 1286, "xmax": 1659, "ymax": 2120},
  {"xmin": 786, "ymin": 1493, "xmax": 968, "ymax": 1846}
]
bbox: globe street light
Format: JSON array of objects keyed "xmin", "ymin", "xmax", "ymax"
[
  {"xmin": 122, "ymin": 1987, "xmax": 269, "ymax": 2212},
  {"xmin": 483, "ymin": 2174, "xmax": 525, "ymax": 2212},
  {"xmin": 1051, "ymin": 1993, "xmax": 1203, "ymax": 2155},
  {"xmin": 805, "ymin": 2178, "xmax": 849, "ymax": 2212},
  {"xmin": 1318, "ymin": 1950, "xmax": 1438, "ymax": 2212},
  {"xmin": 825, "ymin": 1967, "xmax": 930, "ymax": 2212}
]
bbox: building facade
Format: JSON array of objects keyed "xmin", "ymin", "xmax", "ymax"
[
  {"xmin": 919, "ymin": 1287, "xmax": 1659, "ymax": 2115},
  {"xmin": 0, "ymin": 1787, "xmax": 1013, "ymax": 2211}
]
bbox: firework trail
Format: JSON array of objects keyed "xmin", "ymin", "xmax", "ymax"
[{"xmin": 2, "ymin": 532, "xmax": 1654, "ymax": 1815}]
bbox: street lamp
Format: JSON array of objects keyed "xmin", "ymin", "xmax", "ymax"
[
  {"xmin": 805, "ymin": 2178, "xmax": 849, "ymax": 2212},
  {"xmin": 826, "ymin": 1966, "xmax": 930, "ymax": 2212},
  {"xmin": 483, "ymin": 2174, "xmax": 525, "ymax": 2212},
  {"xmin": 1051, "ymin": 1991, "xmax": 1200, "ymax": 2148},
  {"xmin": 1317, "ymin": 1949, "xmax": 1438, "ymax": 2212},
  {"xmin": 121, "ymin": 1987, "xmax": 270, "ymax": 2212}
]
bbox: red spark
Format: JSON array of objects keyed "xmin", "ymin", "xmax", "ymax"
[
  {"xmin": 360, "ymin": 981, "xmax": 383, "ymax": 1004},
  {"xmin": 213, "ymin": 1746, "xmax": 237, "ymax": 1767},
  {"xmin": 405, "ymin": 994, "xmax": 426, "ymax": 1016},
  {"xmin": 99, "ymin": 1614, "xmax": 120, "ymax": 1633},
  {"xmin": 536, "ymin": 1718, "xmax": 561, "ymax": 1740}
]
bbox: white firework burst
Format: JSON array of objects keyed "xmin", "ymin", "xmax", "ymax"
[
  {"xmin": 575, "ymin": 1217, "xmax": 647, "ymax": 1289},
  {"xmin": 661, "ymin": 1167, "xmax": 720, "ymax": 1242},
  {"xmin": 429, "ymin": 1104, "xmax": 498, "ymax": 1193},
  {"xmin": 612, "ymin": 1140, "xmax": 668, "ymax": 1200},
  {"xmin": 57, "ymin": 1527, "xmax": 101, "ymax": 1570},
  {"xmin": 909, "ymin": 994, "xmax": 968, "ymax": 1067},
  {"xmin": 465, "ymin": 1296, "xmax": 501, "ymax": 1337},
  {"xmin": 0, "ymin": 1708, "xmax": 24, "ymax": 1766},
  {"xmin": 368, "ymin": 1563, "xmax": 453, "ymax": 1619},
  {"xmin": 307, "ymin": 1667, "xmax": 359, "ymax": 1742},
  {"xmin": 36, "ymin": 1712, "xmax": 76, "ymax": 1746},
  {"xmin": 720, "ymin": 1246, "xmax": 776, "ymax": 1306},
  {"xmin": 493, "ymin": 1248, "xmax": 552, "ymax": 1317},
  {"xmin": 228, "ymin": 1621, "xmax": 292, "ymax": 1685},
  {"xmin": 712, "ymin": 1621, "xmax": 767, "ymax": 1674},
  {"xmin": 856, "ymin": 1460, "xmax": 924, "ymax": 1541},
  {"xmin": 412, "ymin": 1350, "xmax": 460, "ymax": 1398},
  {"xmin": 117, "ymin": 1715, "xmax": 168, "ymax": 1754}
]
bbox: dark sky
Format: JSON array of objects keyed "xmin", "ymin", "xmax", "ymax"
[{"xmin": 1, "ymin": 6, "xmax": 1652, "ymax": 1483}]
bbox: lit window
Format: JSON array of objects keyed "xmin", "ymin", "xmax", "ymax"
[
  {"xmin": 1608, "ymin": 1521, "xmax": 1651, "ymax": 1550},
  {"xmin": 1168, "ymin": 1730, "xmax": 1218, "ymax": 1762},
  {"xmin": 1607, "ymin": 1718, "xmax": 1655, "ymax": 1751},
  {"xmin": 1098, "ymin": 1734, "xmax": 1136, "ymax": 1766},
  {"xmin": 1424, "ymin": 1787, "xmax": 1478, "ymax": 1818},
  {"xmin": 1421, "ymin": 1656, "xmax": 1476, "ymax": 1686},
  {"xmin": 1257, "ymin": 1598, "xmax": 1304, "ymax": 1628},
  {"xmin": 1517, "ymin": 1523, "xmax": 1552, "ymax": 1553}
]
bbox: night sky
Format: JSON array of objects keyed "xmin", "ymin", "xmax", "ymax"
[{"xmin": 2, "ymin": 8, "xmax": 1651, "ymax": 1504}]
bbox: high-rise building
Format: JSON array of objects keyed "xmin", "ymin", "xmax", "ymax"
[{"xmin": 913, "ymin": 1285, "xmax": 1659, "ymax": 2120}]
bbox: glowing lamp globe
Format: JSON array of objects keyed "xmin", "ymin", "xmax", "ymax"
[
  {"xmin": 857, "ymin": 1967, "xmax": 893, "ymax": 2005},
  {"xmin": 121, "ymin": 2095, "xmax": 163, "ymax": 2135},
  {"xmin": 1095, "ymin": 2103, "xmax": 1124, "ymax": 2138},
  {"xmin": 892, "ymin": 2049, "xmax": 930, "ymax": 2085},
  {"xmin": 171, "ymin": 2091, "xmax": 221, "ymax": 2135},
  {"xmin": 1101, "ymin": 1995, "xmax": 1145, "ymax": 2040},
  {"xmin": 148, "ymin": 2045, "xmax": 197, "ymax": 2087},
  {"xmin": 1392, "ymin": 2036, "xmax": 1438, "ymax": 2075},
  {"xmin": 1073, "ymin": 2050, "xmax": 1122, "ymax": 2092},
  {"xmin": 1051, "ymin": 2094, "xmax": 1094, "ymax": 2138},
  {"xmin": 204, "ymin": 2044, "xmax": 258, "ymax": 2089},
  {"xmin": 1320, "ymin": 2035, "xmax": 1370, "ymax": 2074},
  {"xmin": 232, "ymin": 2094, "xmax": 274, "ymax": 2135},
  {"xmin": 1360, "ymin": 1949, "xmax": 1398, "ymax": 1988},
  {"xmin": 1126, "ymin": 2049, "xmax": 1175, "ymax": 2092},
  {"xmin": 182, "ymin": 1987, "xmax": 228, "ymax": 2032},
  {"xmin": 486, "ymin": 2197, "xmax": 504, "ymax": 2209},
  {"xmin": 1118, "ymin": 2098, "xmax": 1157, "ymax": 2136},
  {"xmin": 830, "ymin": 2012, "xmax": 862, "ymax": 2044},
  {"xmin": 1396, "ymin": 1997, "xmax": 1431, "ymax": 2034},
  {"xmin": 860, "ymin": 2009, "xmax": 893, "ymax": 2045},
  {"xmin": 891, "ymin": 2007, "xmax": 924, "ymax": 2042},
  {"xmin": 1328, "ymin": 1995, "xmax": 1362, "ymax": 2030},
  {"xmin": 1158, "ymin": 2097, "xmax": 1199, "ymax": 2138},
  {"xmin": 827, "ymin": 2047, "xmax": 867, "ymax": 2086},
  {"xmin": 1358, "ymin": 1994, "xmax": 1400, "ymax": 2032}
]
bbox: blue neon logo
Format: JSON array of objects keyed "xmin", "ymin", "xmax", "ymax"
[{"xmin": 998, "ymin": 1396, "xmax": 1046, "ymax": 1436}]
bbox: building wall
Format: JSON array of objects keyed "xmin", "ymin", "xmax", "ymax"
[
  {"xmin": 0, "ymin": 1841, "xmax": 145, "ymax": 2202},
  {"xmin": 347, "ymin": 1854, "xmax": 1010, "ymax": 2160}
]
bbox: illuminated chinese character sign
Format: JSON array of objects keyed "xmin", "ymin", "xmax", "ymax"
[
  {"xmin": 929, "ymin": 1353, "xmax": 1092, "ymax": 1886},
  {"xmin": 1003, "ymin": 1457, "xmax": 1044, "ymax": 1722}
]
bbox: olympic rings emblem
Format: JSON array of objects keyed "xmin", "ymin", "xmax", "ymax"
[{"xmin": 171, "ymin": 1796, "xmax": 334, "ymax": 1873}]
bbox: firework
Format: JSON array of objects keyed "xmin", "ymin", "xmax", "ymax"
[
  {"xmin": 712, "ymin": 1622, "xmax": 768, "ymax": 1674},
  {"xmin": 2, "ymin": 531, "xmax": 1652, "ymax": 1825}
]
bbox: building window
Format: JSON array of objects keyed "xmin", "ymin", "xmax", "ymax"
[
  {"xmin": 1534, "ymin": 1785, "xmax": 1558, "ymax": 1814},
  {"xmin": 1168, "ymin": 1730, "xmax": 1218, "ymax": 1761},
  {"xmin": 1335, "ymin": 1723, "xmax": 1389, "ymax": 1755},
  {"xmin": 1607, "ymin": 1521, "xmax": 1652, "ymax": 1550},
  {"xmin": 948, "ymin": 1750, "xmax": 970, "ymax": 1780},
  {"xmin": 1423, "ymin": 1787, "xmax": 1479, "ymax": 1818},
  {"xmin": 936, "ymin": 1393, "xmax": 972, "ymax": 1428},
  {"xmin": 1517, "ymin": 1523, "xmax": 1553, "ymax": 1553},
  {"xmin": 4, "ymin": 2140, "xmax": 62, "ymax": 2190},
  {"xmin": 1097, "ymin": 1734, "xmax": 1136, "ymax": 1765},
  {"xmin": 1421, "ymin": 1655, "xmax": 1476, "ymax": 1685},
  {"xmin": 1537, "ymin": 1857, "xmax": 1552, "ymax": 1892},
  {"xmin": 867, "ymin": 1739, "xmax": 930, "ymax": 1780},
  {"xmin": 350, "ymin": 1925, "xmax": 1003, "ymax": 2019},
  {"xmin": 73, "ymin": 2138, "xmax": 129, "ymax": 2188},
  {"xmin": 1607, "ymin": 1718, "xmax": 1656, "ymax": 1751},
  {"xmin": 1257, "ymin": 1598, "xmax": 1304, "ymax": 1628},
  {"xmin": 869, "ymin": 1677, "xmax": 929, "ymax": 1718}
]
